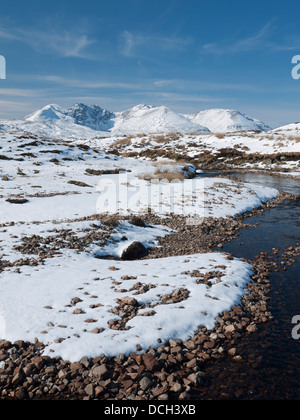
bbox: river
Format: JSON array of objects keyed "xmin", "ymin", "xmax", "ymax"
[{"xmin": 197, "ymin": 172, "xmax": 300, "ymax": 400}]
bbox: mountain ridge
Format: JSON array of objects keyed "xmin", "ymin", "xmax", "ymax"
[{"xmin": 0, "ymin": 103, "xmax": 273, "ymax": 138}]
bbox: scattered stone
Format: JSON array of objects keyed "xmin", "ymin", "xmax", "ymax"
[{"xmin": 139, "ymin": 376, "xmax": 153, "ymax": 391}]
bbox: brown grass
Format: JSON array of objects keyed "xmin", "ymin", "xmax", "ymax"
[
  {"xmin": 139, "ymin": 169, "xmax": 185, "ymax": 182},
  {"xmin": 113, "ymin": 137, "xmax": 133, "ymax": 148}
]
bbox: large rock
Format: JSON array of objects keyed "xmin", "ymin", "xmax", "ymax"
[{"xmin": 121, "ymin": 242, "xmax": 148, "ymax": 261}]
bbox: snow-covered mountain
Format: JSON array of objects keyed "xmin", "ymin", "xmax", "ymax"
[
  {"xmin": 67, "ymin": 103, "xmax": 115, "ymax": 131},
  {"xmin": 184, "ymin": 109, "xmax": 271, "ymax": 133},
  {"xmin": 273, "ymin": 122, "xmax": 300, "ymax": 134},
  {"xmin": 26, "ymin": 103, "xmax": 115, "ymax": 131},
  {"xmin": 0, "ymin": 104, "xmax": 272, "ymax": 139},
  {"xmin": 19, "ymin": 103, "xmax": 209, "ymax": 137},
  {"xmin": 113, "ymin": 104, "xmax": 209, "ymax": 135}
]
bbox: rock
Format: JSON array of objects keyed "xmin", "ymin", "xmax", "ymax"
[
  {"xmin": 73, "ymin": 309, "xmax": 85, "ymax": 315},
  {"xmin": 85, "ymin": 384, "xmax": 94, "ymax": 397},
  {"xmin": 91, "ymin": 328, "xmax": 100, "ymax": 334},
  {"xmin": 95, "ymin": 386, "xmax": 104, "ymax": 396},
  {"xmin": 130, "ymin": 216, "xmax": 146, "ymax": 228},
  {"xmin": 15, "ymin": 389, "xmax": 27, "ymax": 400},
  {"xmin": 142, "ymin": 354, "xmax": 159, "ymax": 372},
  {"xmin": 12, "ymin": 372, "xmax": 23, "ymax": 386},
  {"xmin": 152, "ymin": 385, "xmax": 168, "ymax": 397},
  {"xmin": 45, "ymin": 366, "xmax": 57, "ymax": 375},
  {"xmin": 14, "ymin": 340, "xmax": 25, "ymax": 348},
  {"xmin": 92, "ymin": 364, "xmax": 109, "ymax": 380},
  {"xmin": 71, "ymin": 297, "xmax": 83, "ymax": 306},
  {"xmin": 225, "ymin": 325, "xmax": 236, "ymax": 334},
  {"xmin": 70, "ymin": 363, "xmax": 83, "ymax": 371},
  {"xmin": 139, "ymin": 376, "xmax": 153, "ymax": 391},
  {"xmin": 121, "ymin": 297, "xmax": 139, "ymax": 307},
  {"xmin": 247, "ymin": 324, "xmax": 258, "ymax": 333},
  {"xmin": 121, "ymin": 242, "xmax": 148, "ymax": 261},
  {"xmin": 228, "ymin": 348, "xmax": 237, "ymax": 357},
  {"xmin": 80, "ymin": 357, "xmax": 91, "ymax": 368},
  {"xmin": 169, "ymin": 339, "xmax": 178, "ymax": 347},
  {"xmin": 158, "ymin": 393, "xmax": 169, "ymax": 400},
  {"xmin": 171, "ymin": 383, "xmax": 182, "ymax": 393},
  {"xmin": 187, "ymin": 372, "xmax": 206, "ymax": 387},
  {"xmin": 184, "ymin": 340, "xmax": 196, "ymax": 351},
  {"xmin": 33, "ymin": 357, "xmax": 44, "ymax": 370},
  {"xmin": 6, "ymin": 198, "xmax": 29, "ymax": 204},
  {"xmin": 58, "ymin": 369, "xmax": 68, "ymax": 380},
  {"xmin": 23, "ymin": 363, "xmax": 35, "ymax": 376},
  {"xmin": 123, "ymin": 380, "xmax": 134, "ymax": 390},
  {"xmin": 186, "ymin": 359, "xmax": 197, "ymax": 369},
  {"xmin": 0, "ymin": 341, "xmax": 11, "ymax": 350},
  {"xmin": 179, "ymin": 391, "xmax": 190, "ymax": 400},
  {"xmin": 204, "ymin": 340, "xmax": 215, "ymax": 349}
]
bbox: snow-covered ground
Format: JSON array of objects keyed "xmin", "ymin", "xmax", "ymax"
[
  {"xmin": 96, "ymin": 176, "xmax": 278, "ymax": 218},
  {"xmin": 0, "ymin": 250, "xmax": 253, "ymax": 361},
  {"xmin": 89, "ymin": 131, "xmax": 299, "ymax": 175},
  {"xmin": 0, "ymin": 131, "xmax": 279, "ymax": 224},
  {"xmin": 0, "ymin": 129, "xmax": 282, "ymax": 360}
]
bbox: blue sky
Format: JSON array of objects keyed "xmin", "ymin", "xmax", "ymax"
[{"xmin": 1, "ymin": 0, "xmax": 300, "ymax": 127}]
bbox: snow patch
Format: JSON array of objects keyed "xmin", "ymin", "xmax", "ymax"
[{"xmin": 0, "ymin": 251, "xmax": 253, "ymax": 361}]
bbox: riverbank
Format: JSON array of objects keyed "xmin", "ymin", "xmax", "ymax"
[{"xmin": 1, "ymin": 241, "xmax": 299, "ymax": 400}]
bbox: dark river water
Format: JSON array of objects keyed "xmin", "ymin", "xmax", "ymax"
[{"xmin": 198, "ymin": 173, "xmax": 300, "ymax": 400}]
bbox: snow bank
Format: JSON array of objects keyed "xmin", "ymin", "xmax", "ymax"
[{"xmin": 0, "ymin": 251, "xmax": 252, "ymax": 361}]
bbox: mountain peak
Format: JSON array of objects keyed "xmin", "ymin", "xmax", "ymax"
[
  {"xmin": 184, "ymin": 108, "xmax": 271, "ymax": 133},
  {"xmin": 114, "ymin": 104, "xmax": 209, "ymax": 134},
  {"xmin": 67, "ymin": 103, "xmax": 115, "ymax": 131},
  {"xmin": 25, "ymin": 104, "xmax": 65, "ymax": 122}
]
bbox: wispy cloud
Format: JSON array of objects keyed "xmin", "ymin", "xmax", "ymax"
[
  {"xmin": 0, "ymin": 99, "xmax": 32, "ymax": 118},
  {"xmin": 23, "ymin": 32, "xmax": 96, "ymax": 58},
  {"xmin": 153, "ymin": 79, "xmax": 265, "ymax": 93},
  {"xmin": 149, "ymin": 91, "xmax": 225, "ymax": 103},
  {"xmin": 203, "ymin": 22, "xmax": 273, "ymax": 54},
  {"xmin": 0, "ymin": 23, "xmax": 96, "ymax": 59},
  {"xmin": 38, "ymin": 75, "xmax": 136, "ymax": 89},
  {"xmin": 0, "ymin": 29, "xmax": 19, "ymax": 41},
  {"xmin": 0, "ymin": 88, "xmax": 43, "ymax": 97},
  {"xmin": 121, "ymin": 31, "xmax": 193, "ymax": 57}
]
